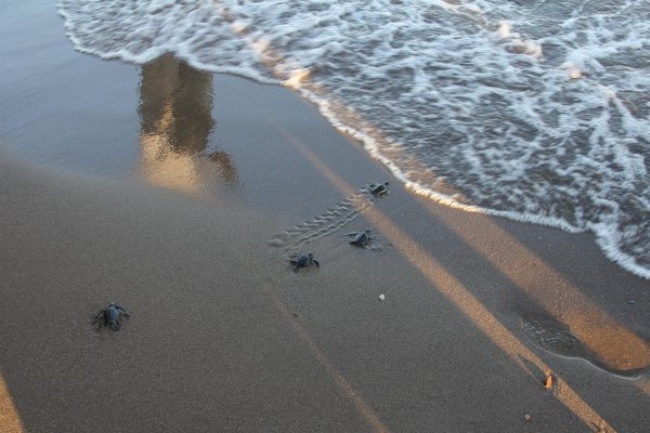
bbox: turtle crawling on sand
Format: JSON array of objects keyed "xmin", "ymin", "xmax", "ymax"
[
  {"xmin": 368, "ymin": 182, "xmax": 390, "ymax": 197},
  {"xmin": 344, "ymin": 229, "xmax": 379, "ymax": 248},
  {"xmin": 290, "ymin": 252, "xmax": 320, "ymax": 273},
  {"xmin": 92, "ymin": 302, "xmax": 130, "ymax": 331}
]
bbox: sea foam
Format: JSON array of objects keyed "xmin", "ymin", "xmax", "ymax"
[{"xmin": 57, "ymin": 0, "xmax": 650, "ymax": 279}]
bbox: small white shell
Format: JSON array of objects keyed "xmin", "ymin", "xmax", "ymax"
[{"xmin": 378, "ymin": 294, "xmax": 385, "ymax": 301}]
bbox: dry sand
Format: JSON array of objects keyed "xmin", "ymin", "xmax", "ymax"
[
  {"xmin": 2, "ymin": 87, "xmax": 650, "ymax": 431},
  {"xmin": 1, "ymin": 4, "xmax": 649, "ymax": 433}
]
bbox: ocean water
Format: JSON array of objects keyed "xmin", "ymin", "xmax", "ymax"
[{"xmin": 56, "ymin": 0, "xmax": 650, "ymax": 279}]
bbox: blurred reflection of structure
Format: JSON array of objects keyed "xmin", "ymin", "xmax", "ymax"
[{"xmin": 138, "ymin": 54, "xmax": 237, "ymax": 194}]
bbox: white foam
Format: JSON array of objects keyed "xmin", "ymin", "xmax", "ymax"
[{"xmin": 57, "ymin": 0, "xmax": 650, "ymax": 279}]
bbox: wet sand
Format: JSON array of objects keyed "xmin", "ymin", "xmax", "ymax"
[{"xmin": 1, "ymin": 3, "xmax": 650, "ymax": 433}]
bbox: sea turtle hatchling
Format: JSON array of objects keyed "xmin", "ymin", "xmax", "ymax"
[
  {"xmin": 92, "ymin": 302, "xmax": 131, "ymax": 331},
  {"xmin": 368, "ymin": 182, "xmax": 390, "ymax": 197},
  {"xmin": 344, "ymin": 229, "xmax": 379, "ymax": 248},
  {"xmin": 290, "ymin": 252, "xmax": 320, "ymax": 273}
]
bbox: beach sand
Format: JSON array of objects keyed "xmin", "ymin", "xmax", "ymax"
[{"xmin": 1, "ymin": 3, "xmax": 649, "ymax": 433}]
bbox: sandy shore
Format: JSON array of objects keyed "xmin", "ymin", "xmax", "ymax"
[
  {"xmin": 2, "ymin": 95, "xmax": 650, "ymax": 432},
  {"xmin": 2, "ymin": 3, "xmax": 650, "ymax": 433}
]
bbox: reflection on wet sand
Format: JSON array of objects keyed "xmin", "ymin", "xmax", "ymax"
[
  {"xmin": 138, "ymin": 54, "xmax": 236, "ymax": 194},
  {"xmin": 0, "ymin": 373, "xmax": 25, "ymax": 432}
]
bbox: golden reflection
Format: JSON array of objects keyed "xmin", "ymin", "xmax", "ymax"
[
  {"xmin": 0, "ymin": 373, "xmax": 25, "ymax": 433},
  {"xmin": 280, "ymin": 128, "xmax": 617, "ymax": 433},
  {"xmin": 419, "ymin": 196, "xmax": 650, "ymax": 375},
  {"xmin": 138, "ymin": 54, "xmax": 237, "ymax": 194}
]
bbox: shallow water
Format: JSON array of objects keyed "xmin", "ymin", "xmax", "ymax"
[
  {"xmin": 521, "ymin": 315, "xmax": 648, "ymax": 377},
  {"xmin": 3, "ymin": 0, "xmax": 650, "ymax": 279}
]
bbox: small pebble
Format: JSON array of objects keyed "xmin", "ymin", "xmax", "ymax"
[
  {"xmin": 627, "ymin": 300, "xmax": 636, "ymax": 305},
  {"xmin": 378, "ymin": 294, "xmax": 386, "ymax": 301},
  {"xmin": 524, "ymin": 414, "xmax": 532, "ymax": 422}
]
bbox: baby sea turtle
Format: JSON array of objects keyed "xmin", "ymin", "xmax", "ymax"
[
  {"xmin": 368, "ymin": 182, "xmax": 390, "ymax": 197},
  {"xmin": 344, "ymin": 229, "xmax": 379, "ymax": 248},
  {"xmin": 92, "ymin": 302, "xmax": 130, "ymax": 331},
  {"xmin": 290, "ymin": 252, "xmax": 320, "ymax": 273}
]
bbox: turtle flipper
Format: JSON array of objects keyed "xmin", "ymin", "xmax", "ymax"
[
  {"xmin": 92, "ymin": 311, "xmax": 105, "ymax": 328},
  {"xmin": 116, "ymin": 306, "xmax": 131, "ymax": 317},
  {"xmin": 313, "ymin": 260, "xmax": 320, "ymax": 268}
]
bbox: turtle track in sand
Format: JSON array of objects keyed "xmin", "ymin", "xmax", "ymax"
[{"xmin": 269, "ymin": 187, "xmax": 380, "ymax": 257}]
